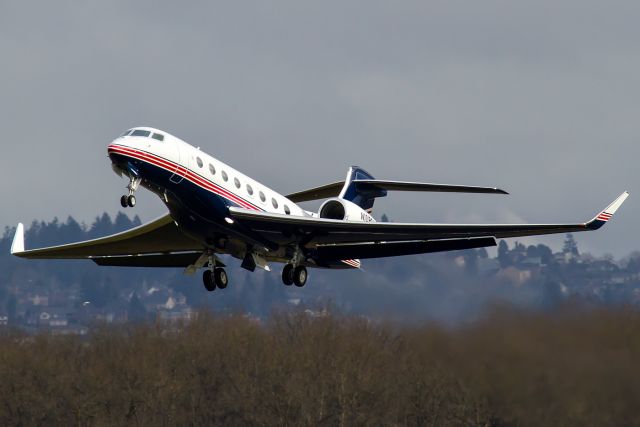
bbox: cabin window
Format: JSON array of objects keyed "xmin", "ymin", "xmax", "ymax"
[
  {"xmin": 196, "ymin": 157, "xmax": 203, "ymax": 168},
  {"xmin": 151, "ymin": 133, "xmax": 164, "ymax": 141},
  {"xmin": 272, "ymin": 198, "xmax": 278, "ymax": 209},
  {"xmin": 284, "ymin": 205, "xmax": 290, "ymax": 215},
  {"xmin": 221, "ymin": 171, "xmax": 228, "ymax": 181},
  {"xmin": 246, "ymin": 184, "xmax": 253, "ymax": 195},
  {"xmin": 130, "ymin": 129, "xmax": 151, "ymax": 137},
  {"xmin": 209, "ymin": 164, "xmax": 216, "ymax": 175},
  {"xmin": 259, "ymin": 191, "xmax": 266, "ymax": 202},
  {"xmin": 234, "ymin": 177, "xmax": 241, "ymax": 188}
]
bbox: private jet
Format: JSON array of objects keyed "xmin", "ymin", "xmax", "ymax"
[{"xmin": 10, "ymin": 127, "xmax": 629, "ymax": 291}]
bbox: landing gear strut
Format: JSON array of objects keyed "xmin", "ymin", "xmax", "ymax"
[
  {"xmin": 282, "ymin": 264, "xmax": 307, "ymax": 287},
  {"xmin": 120, "ymin": 176, "xmax": 141, "ymax": 208}
]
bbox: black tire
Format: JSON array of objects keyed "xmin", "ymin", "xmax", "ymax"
[
  {"xmin": 127, "ymin": 195, "xmax": 136, "ymax": 208},
  {"xmin": 203, "ymin": 270, "xmax": 215, "ymax": 292},
  {"xmin": 120, "ymin": 195, "xmax": 128, "ymax": 208},
  {"xmin": 282, "ymin": 264, "xmax": 294, "ymax": 286},
  {"xmin": 214, "ymin": 268, "xmax": 228, "ymax": 289},
  {"xmin": 293, "ymin": 266, "xmax": 307, "ymax": 287}
]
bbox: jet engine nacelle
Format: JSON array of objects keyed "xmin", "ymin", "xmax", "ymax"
[{"xmin": 318, "ymin": 198, "xmax": 376, "ymax": 223}]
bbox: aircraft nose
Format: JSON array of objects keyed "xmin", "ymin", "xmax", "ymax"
[{"xmin": 107, "ymin": 141, "xmax": 130, "ymax": 166}]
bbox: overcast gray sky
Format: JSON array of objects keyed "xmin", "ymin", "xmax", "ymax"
[{"xmin": 0, "ymin": 1, "xmax": 637, "ymax": 256}]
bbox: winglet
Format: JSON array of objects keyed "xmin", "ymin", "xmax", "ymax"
[
  {"xmin": 10, "ymin": 223, "xmax": 25, "ymax": 255},
  {"xmin": 587, "ymin": 191, "xmax": 629, "ymax": 230}
]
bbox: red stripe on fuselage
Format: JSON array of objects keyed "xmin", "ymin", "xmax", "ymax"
[
  {"xmin": 108, "ymin": 145, "xmax": 261, "ymax": 211},
  {"xmin": 107, "ymin": 145, "xmax": 257, "ymax": 210}
]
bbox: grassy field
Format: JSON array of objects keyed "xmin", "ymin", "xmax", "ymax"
[{"xmin": 0, "ymin": 307, "xmax": 639, "ymax": 426}]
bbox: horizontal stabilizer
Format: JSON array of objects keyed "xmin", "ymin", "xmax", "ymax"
[
  {"xmin": 353, "ymin": 180, "xmax": 508, "ymax": 195},
  {"xmin": 317, "ymin": 237, "xmax": 497, "ymax": 260},
  {"xmin": 286, "ymin": 181, "xmax": 345, "ymax": 203},
  {"xmin": 286, "ymin": 179, "xmax": 507, "ymax": 203}
]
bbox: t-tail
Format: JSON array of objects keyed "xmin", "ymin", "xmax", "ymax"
[
  {"xmin": 336, "ymin": 166, "xmax": 508, "ymax": 214},
  {"xmin": 338, "ymin": 167, "xmax": 385, "ymax": 213}
]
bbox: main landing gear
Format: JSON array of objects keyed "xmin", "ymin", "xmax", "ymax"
[
  {"xmin": 282, "ymin": 264, "xmax": 307, "ymax": 287},
  {"xmin": 203, "ymin": 268, "xmax": 228, "ymax": 292},
  {"xmin": 202, "ymin": 254, "xmax": 228, "ymax": 292},
  {"xmin": 120, "ymin": 176, "xmax": 141, "ymax": 208}
]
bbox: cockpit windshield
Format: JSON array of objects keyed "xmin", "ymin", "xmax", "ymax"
[
  {"xmin": 120, "ymin": 129, "xmax": 165, "ymax": 141},
  {"xmin": 130, "ymin": 130, "xmax": 151, "ymax": 137}
]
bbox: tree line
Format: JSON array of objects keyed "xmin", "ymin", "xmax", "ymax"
[{"xmin": 0, "ymin": 307, "xmax": 639, "ymax": 426}]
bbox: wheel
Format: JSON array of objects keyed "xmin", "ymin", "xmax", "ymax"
[
  {"xmin": 203, "ymin": 270, "xmax": 215, "ymax": 292},
  {"xmin": 127, "ymin": 195, "xmax": 136, "ymax": 208},
  {"xmin": 214, "ymin": 268, "xmax": 228, "ymax": 289},
  {"xmin": 120, "ymin": 195, "xmax": 128, "ymax": 208},
  {"xmin": 293, "ymin": 266, "xmax": 307, "ymax": 287},
  {"xmin": 282, "ymin": 264, "xmax": 294, "ymax": 286}
]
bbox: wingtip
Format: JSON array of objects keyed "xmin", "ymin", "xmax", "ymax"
[
  {"xmin": 605, "ymin": 191, "xmax": 630, "ymax": 215},
  {"xmin": 10, "ymin": 223, "xmax": 25, "ymax": 255},
  {"xmin": 587, "ymin": 191, "xmax": 629, "ymax": 230}
]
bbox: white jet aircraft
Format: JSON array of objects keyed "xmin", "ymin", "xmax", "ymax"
[{"xmin": 10, "ymin": 127, "xmax": 629, "ymax": 291}]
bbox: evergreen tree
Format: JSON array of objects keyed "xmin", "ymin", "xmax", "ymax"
[
  {"xmin": 463, "ymin": 250, "xmax": 479, "ymax": 273},
  {"xmin": 114, "ymin": 212, "xmax": 134, "ymax": 233},
  {"xmin": 60, "ymin": 216, "xmax": 85, "ymax": 244},
  {"xmin": 128, "ymin": 292, "xmax": 147, "ymax": 322},
  {"xmin": 563, "ymin": 234, "xmax": 579, "ymax": 256},
  {"xmin": 6, "ymin": 295, "xmax": 16, "ymax": 325},
  {"xmin": 88, "ymin": 213, "xmax": 113, "ymax": 239},
  {"xmin": 537, "ymin": 244, "xmax": 554, "ymax": 265},
  {"xmin": 497, "ymin": 240, "xmax": 510, "ymax": 267}
]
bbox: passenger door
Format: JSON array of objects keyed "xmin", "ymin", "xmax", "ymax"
[{"xmin": 170, "ymin": 142, "xmax": 189, "ymax": 184}]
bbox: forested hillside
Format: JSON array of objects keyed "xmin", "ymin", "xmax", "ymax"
[{"xmin": 1, "ymin": 212, "xmax": 640, "ymax": 330}]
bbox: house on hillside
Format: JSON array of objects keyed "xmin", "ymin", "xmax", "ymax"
[
  {"xmin": 157, "ymin": 307, "xmax": 195, "ymax": 324},
  {"xmin": 37, "ymin": 307, "xmax": 71, "ymax": 327}
]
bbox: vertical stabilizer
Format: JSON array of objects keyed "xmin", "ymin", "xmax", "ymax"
[
  {"xmin": 11, "ymin": 223, "xmax": 24, "ymax": 255},
  {"xmin": 338, "ymin": 166, "xmax": 386, "ymax": 212}
]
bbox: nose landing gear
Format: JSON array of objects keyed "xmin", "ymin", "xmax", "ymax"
[
  {"xmin": 120, "ymin": 176, "xmax": 141, "ymax": 208},
  {"xmin": 120, "ymin": 194, "xmax": 136, "ymax": 208}
]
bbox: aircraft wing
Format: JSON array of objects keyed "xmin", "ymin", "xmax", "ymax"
[
  {"xmin": 230, "ymin": 192, "xmax": 629, "ymax": 247},
  {"xmin": 10, "ymin": 214, "xmax": 204, "ymax": 264},
  {"xmin": 315, "ymin": 237, "xmax": 497, "ymax": 260}
]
